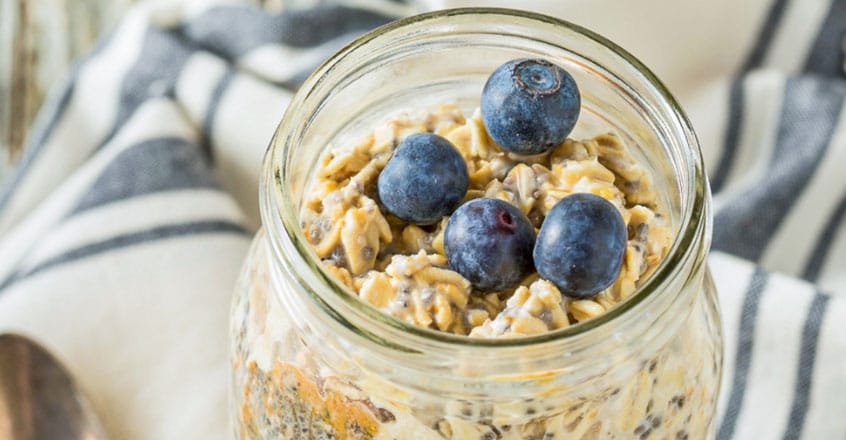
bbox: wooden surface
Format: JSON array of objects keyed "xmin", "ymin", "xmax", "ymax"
[
  {"xmin": 0, "ymin": 0, "xmax": 332, "ymax": 179},
  {"xmin": 0, "ymin": 0, "xmax": 139, "ymax": 177}
]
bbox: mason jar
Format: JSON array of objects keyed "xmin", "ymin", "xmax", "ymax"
[{"xmin": 230, "ymin": 8, "xmax": 722, "ymax": 439}]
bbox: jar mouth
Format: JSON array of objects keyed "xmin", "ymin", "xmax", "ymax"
[{"xmin": 263, "ymin": 7, "xmax": 709, "ymax": 348}]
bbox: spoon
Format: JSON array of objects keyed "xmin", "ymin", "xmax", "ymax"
[{"xmin": 0, "ymin": 334, "xmax": 108, "ymax": 440}]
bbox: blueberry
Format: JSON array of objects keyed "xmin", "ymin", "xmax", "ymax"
[
  {"xmin": 534, "ymin": 193, "xmax": 626, "ymax": 298},
  {"xmin": 377, "ymin": 133, "xmax": 469, "ymax": 225},
  {"xmin": 444, "ymin": 198, "xmax": 535, "ymax": 291},
  {"xmin": 481, "ymin": 58, "xmax": 580, "ymax": 155}
]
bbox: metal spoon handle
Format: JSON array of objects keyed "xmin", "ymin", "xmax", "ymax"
[{"xmin": 0, "ymin": 334, "xmax": 108, "ymax": 440}]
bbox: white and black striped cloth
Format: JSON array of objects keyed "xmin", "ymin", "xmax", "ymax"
[{"xmin": 0, "ymin": 0, "xmax": 843, "ymax": 438}]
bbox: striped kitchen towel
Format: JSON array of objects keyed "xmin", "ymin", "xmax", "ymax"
[{"xmin": 0, "ymin": 0, "xmax": 843, "ymax": 438}]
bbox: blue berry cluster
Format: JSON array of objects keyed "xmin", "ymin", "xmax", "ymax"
[
  {"xmin": 443, "ymin": 193, "xmax": 625, "ymax": 297},
  {"xmin": 378, "ymin": 58, "xmax": 626, "ymax": 298}
]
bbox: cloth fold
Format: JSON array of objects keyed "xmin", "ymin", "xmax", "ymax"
[{"xmin": 0, "ymin": 0, "xmax": 844, "ymax": 438}]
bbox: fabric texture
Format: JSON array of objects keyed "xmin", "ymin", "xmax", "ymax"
[{"xmin": 0, "ymin": 0, "xmax": 844, "ymax": 438}]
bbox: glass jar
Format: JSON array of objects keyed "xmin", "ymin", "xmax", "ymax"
[{"xmin": 230, "ymin": 8, "xmax": 722, "ymax": 439}]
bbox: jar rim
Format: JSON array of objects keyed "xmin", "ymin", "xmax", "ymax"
[{"xmin": 262, "ymin": 7, "xmax": 710, "ymax": 349}]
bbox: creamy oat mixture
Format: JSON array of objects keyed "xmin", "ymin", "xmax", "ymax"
[
  {"xmin": 230, "ymin": 105, "xmax": 722, "ymax": 439},
  {"xmin": 300, "ymin": 104, "xmax": 671, "ymax": 337}
]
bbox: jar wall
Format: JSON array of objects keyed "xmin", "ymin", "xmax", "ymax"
[{"xmin": 230, "ymin": 231, "xmax": 722, "ymax": 439}]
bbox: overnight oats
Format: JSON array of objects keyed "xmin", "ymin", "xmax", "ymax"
[{"xmin": 230, "ymin": 8, "xmax": 722, "ymax": 440}]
